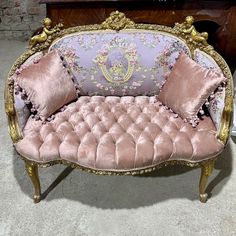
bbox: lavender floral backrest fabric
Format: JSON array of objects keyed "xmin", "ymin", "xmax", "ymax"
[
  {"xmin": 13, "ymin": 30, "xmax": 225, "ymax": 131},
  {"xmin": 49, "ymin": 30, "xmax": 191, "ymax": 96},
  {"xmin": 194, "ymin": 49, "xmax": 226, "ymax": 130}
]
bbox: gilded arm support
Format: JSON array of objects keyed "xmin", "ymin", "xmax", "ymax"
[
  {"xmin": 4, "ymin": 50, "xmax": 33, "ymax": 144},
  {"xmin": 174, "ymin": 16, "xmax": 233, "ymax": 145},
  {"xmin": 217, "ymin": 77, "xmax": 234, "ymax": 145},
  {"xmin": 4, "ymin": 81, "xmax": 23, "ymax": 143},
  {"xmin": 213, "ymin": 55, "xmax": 234, "ymax": 145},
  {"xmin": 4, "ymin": 18, "xmax": 63, "ymax": 143}
]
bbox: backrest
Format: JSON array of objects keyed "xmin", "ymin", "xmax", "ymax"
[{"xmin": 49, "ymin": 30, "xmax": 191, "ymax": 96}]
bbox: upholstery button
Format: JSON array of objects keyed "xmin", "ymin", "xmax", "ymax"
[{"xmin": 17, "ymin": 94, "xmax": 222, "ymax": 171}]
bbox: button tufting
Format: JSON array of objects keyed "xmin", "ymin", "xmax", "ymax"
[{"xmin": 15, "ymin": 95, "xmax": 223, "ymax": 170}]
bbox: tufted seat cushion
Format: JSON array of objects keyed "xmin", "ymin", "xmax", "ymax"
[{"xmin": 15, "ymin": 96, "xmax": 224, "ymax": 171}]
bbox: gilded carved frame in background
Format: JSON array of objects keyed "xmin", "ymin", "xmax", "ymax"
[{"xmin": 4, "ymin": 11, "xmax": 233, "ymax": 203}]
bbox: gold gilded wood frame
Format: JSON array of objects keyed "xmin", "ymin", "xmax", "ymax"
[{"xmin": 4, "ymin": 11, "xmax": 233, "ymax": 203}]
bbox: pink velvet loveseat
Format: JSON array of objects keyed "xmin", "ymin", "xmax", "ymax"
[{"xmin": 5, "ymin": 11, "xmax": 233, "ymax": 203}]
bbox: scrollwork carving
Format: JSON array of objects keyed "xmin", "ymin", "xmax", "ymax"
[
  {"xmin": 101, "ymin": 11, "xmax": 135, "ymax": 31},
  {"xmin": 5, "ymin": 12, "xmax": 233, "ymax": 162}
]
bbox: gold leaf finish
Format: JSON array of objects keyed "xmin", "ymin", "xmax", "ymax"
[
  {"xmin": 18, "ymin": 152, "xmax": 216, "ymax": 177},
  {"xmin": 25, "ymin": 161, "xmax": 41, "ymax": 203},
  {"xmin": 5, "ymin": 12, "xmax": 233, "ymax": 178},
  {"xmin": 101, "ymin": 11, "xmax": 135, "ymax": 31},
  {"xmin": 199, "ymin": 160, "xmax": 215, "ymax": 203},
  {"xmin": 4, "ymin": 79, "xmax": 22, "ymax": 143},
  {"xmin": 29, "ymin": 18, "xmax": 63, "ymax": 48},
  {"xmin": 174, "ymin": 16, "xmax": 209, "ymax": 47}
]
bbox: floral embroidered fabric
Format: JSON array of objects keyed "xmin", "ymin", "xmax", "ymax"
[
  {"xmin": 49, "ymin": 30, "xmax": 190, "ymax": 96},
  {"xmin": 12, "ymin": 31, "xmax": 226, "ymax": 133},
  {"xmin": 194, "ymin": 49, "xmax": 226, "ymax": 130}
]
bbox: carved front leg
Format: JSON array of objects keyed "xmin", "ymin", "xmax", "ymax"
[
  {"xmin": 199, "ymin": 160, "xmax": 215, "ymax": 203},
  {"xmin": 25, "ymin": 161, "xmax": 41, "ymax": 203}
]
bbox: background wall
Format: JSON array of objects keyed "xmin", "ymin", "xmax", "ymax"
[{"xmin": 0, "ymin": 0, "xmax": 46, "ymax": 41}]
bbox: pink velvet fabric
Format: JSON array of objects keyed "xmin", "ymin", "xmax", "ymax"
[
  {"xmin": 158, "ymin": 53, "xmax": 226, "ymax": 123},
  {"xmin": 15, "ymin": 96, "xmax": 223, "ymax": 171},
  {"xmin": 15, "ymin": 50, "xmax": 77, "ymax": 120}
]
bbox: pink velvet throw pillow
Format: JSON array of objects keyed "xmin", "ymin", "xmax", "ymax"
[
  {"xmin": 158, "ymin": 52, "xmax": 226, "ymax": 127},
  {"xmin": 15, "ymin": 50, "xmax": 77, "ymax": 121}
]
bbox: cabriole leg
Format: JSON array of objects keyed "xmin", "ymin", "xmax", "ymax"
[
  {"xmin": 25, "ymin": 161, "xmax": 41, "ymax": 203},
  {"xmin": 199, "ymin": 160, "xmax": 215, "ymax": 203}
]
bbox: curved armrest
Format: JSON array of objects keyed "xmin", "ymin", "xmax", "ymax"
[
  {"xmin": 217, "ymin": 77, "xmax": 234, "ymax": 145},
  {"xmin": 193, "ymin": 49, "xmax": 233, "ymax": 145},
  {"xmin": 5, "ymin": 51, "xmax": 43, "ymax": 143},
  {"xmin": 4, "ymin": 81, "xmax": 23, "ymax": 143}
]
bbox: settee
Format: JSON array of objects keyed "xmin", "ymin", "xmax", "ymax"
[{"xmin": 5, "ymin": 11, "xmax": 233, "ymax": 203}]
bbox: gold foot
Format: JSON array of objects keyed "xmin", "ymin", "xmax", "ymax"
[
  {"xmin": 199, "ymin": 193, "xmax": 208, "ymax": 203},
  {"xmin": 199, "ymin": 160, "xmax": 215, "ymax": 203},
  {"xmin": 25, "ymin": 161, "xmax": 41, "ymax": 203}
]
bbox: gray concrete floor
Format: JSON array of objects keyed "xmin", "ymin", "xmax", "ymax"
[{"xmin": 0, "ymin": 40, "xmax": 236, "ymax": 236}]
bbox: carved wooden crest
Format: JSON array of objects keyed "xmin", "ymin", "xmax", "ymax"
[{"xmin": 101, "ymin": 11, "xmax": 135, "ymax": 31}]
